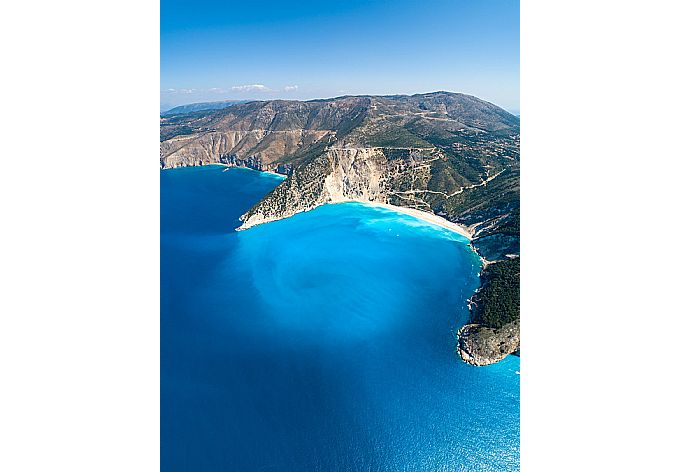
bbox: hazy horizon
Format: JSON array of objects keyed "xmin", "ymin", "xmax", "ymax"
[
  {"xmin": 162, "ymin": 0, "xmax": 519, "ymax": 113},
  {"xmin": 160, "ymin": 90, "xmax": 521, "ymax": 115}
]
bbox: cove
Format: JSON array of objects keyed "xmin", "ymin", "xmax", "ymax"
[{"xmin": 161, "ymin": 165, "xmax": 520, "ymax": 471}]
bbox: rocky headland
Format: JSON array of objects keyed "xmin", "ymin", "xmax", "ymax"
[{"xmin": 457, "ymin": 321, "xmax": 520, "ymax": 366}]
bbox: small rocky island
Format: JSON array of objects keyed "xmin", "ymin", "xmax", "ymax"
[{"xmin": 160, "ymin": 92, "xmax": 520, "ymax": 366}]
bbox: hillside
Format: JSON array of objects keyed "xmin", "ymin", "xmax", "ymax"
[{"xmin": 160, "ymin": 91, "xmax": 520, "ymax": 364}]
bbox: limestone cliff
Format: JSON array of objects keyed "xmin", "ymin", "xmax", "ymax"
[{"xmin": 237, "ymin": 147, "xmax": 444, "ymax": 229}]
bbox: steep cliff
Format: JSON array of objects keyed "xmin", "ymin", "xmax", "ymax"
[{"xmin": 237, "ymin": 146, "xmax": 446, "ymax": 229}]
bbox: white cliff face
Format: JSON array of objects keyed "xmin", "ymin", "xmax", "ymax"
[
  {"xmin": 238, "ymin": 147, "xmax": 392, "ymax": 230},
  {"xmin": 322, "ymin": 148, "xmax": 389, "ymax": 202}
]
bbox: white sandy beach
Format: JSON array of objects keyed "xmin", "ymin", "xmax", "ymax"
[{"xmin": 349, "ymin": 201, "xmax": 474, "ymax": 241}]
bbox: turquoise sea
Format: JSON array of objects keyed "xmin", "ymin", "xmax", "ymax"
[{"xmin": 161, "ymin": 165, "xmax": 520, "ymax": 471}]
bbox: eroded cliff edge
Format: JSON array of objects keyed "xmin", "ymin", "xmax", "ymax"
[{"xmin": 160, "ymin": 92, "xmax": 520, "ymax": 366}]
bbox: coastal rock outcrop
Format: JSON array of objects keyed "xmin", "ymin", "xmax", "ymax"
[{"xmin": 457, "ymin": 320, "xmax": 520, "ymax": 366}]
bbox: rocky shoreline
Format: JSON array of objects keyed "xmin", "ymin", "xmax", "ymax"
[{"xmin": 457, "ymin": 321, "xmax": 520, "ymax": 366}]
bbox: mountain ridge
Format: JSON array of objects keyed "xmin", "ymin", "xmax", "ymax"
[{"xmin": 161, "ymin": 99, "xmax": 251, "ymax": 116}]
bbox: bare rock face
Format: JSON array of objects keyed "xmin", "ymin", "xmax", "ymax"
[
  {"xmin": 237, "ymin": 147, "xmax": 391, "ymax": 229},
  {"xmin": 236, "ymin": 145, "xmax": 446, "ymax": 230},
  {"xmin": 457, "ymin": 321, "xmax": 520, "ymax": 366}
]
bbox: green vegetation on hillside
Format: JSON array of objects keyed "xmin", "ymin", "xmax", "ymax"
[
  {"xmin": 474, "ymin": 259, "xmax": 520, "ymax": 329},
  {"xmin": 364, "ymin": 124, "xmax": 431, "ymax": 148}
]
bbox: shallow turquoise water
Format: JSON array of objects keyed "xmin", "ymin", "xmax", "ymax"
[{"xmin": 161, "ymin": 165, "xmax": 520, "ymax": 471}]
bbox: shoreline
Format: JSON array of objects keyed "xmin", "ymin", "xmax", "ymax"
[
  {"xmin": 227, "ymin": 165, "xmax": 287, "ymax": 180},
  {"xmin": 166, "ymin": 164, "xmax": 470, "ymax": 241},
  {"xmin": 204, "ymin": 163, "xmax": 287, "ymax": 180},
  {"xmin": 260, "ymin": 170, "xmax": 287, "ymax": 179},
  {"xmin": 349, "ymin": 201, "xmax": 474, "ymax": 241},
  {"xmin": 187, "ymin": 163, "xmax": 473, "ymax": 242}
]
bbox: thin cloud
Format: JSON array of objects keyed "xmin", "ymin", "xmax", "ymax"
[
  {"xmin": 162, "ymin": 88, "xmax": 195, "ymax": 94},
  {"xmin": 283, "ymin": 85, "xmax": 299, "ymax": 92},
  {"xmin": 231, "ymin": 84, "xmax": 272, "ymax": 92}
]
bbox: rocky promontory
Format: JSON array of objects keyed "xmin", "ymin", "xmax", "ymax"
[{"xmin": 457, "ymin": 320, "xmax": 520, "ymax": 366}]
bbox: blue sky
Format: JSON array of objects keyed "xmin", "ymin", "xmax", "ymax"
[{"xmin": 161, "ymin": 0, "xmax": 519, "ymax": 112}]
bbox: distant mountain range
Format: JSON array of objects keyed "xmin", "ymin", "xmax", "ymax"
[
  {"xmin": 160, "ymin": 91, "xmax": 520, "ymax": 364},
  {"xmin": 161, "ymin": 100, "xmax": 250, "ymax": 116}
]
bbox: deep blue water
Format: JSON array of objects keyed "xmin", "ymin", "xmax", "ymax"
[{"xmin": 161, "ymin": 165, "xmax": 520, "ymax": 471}]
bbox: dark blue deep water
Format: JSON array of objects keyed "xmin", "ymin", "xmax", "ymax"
[{"xmin": 161, "ymin": 165, "xmax": 520, "ymax": 471}]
